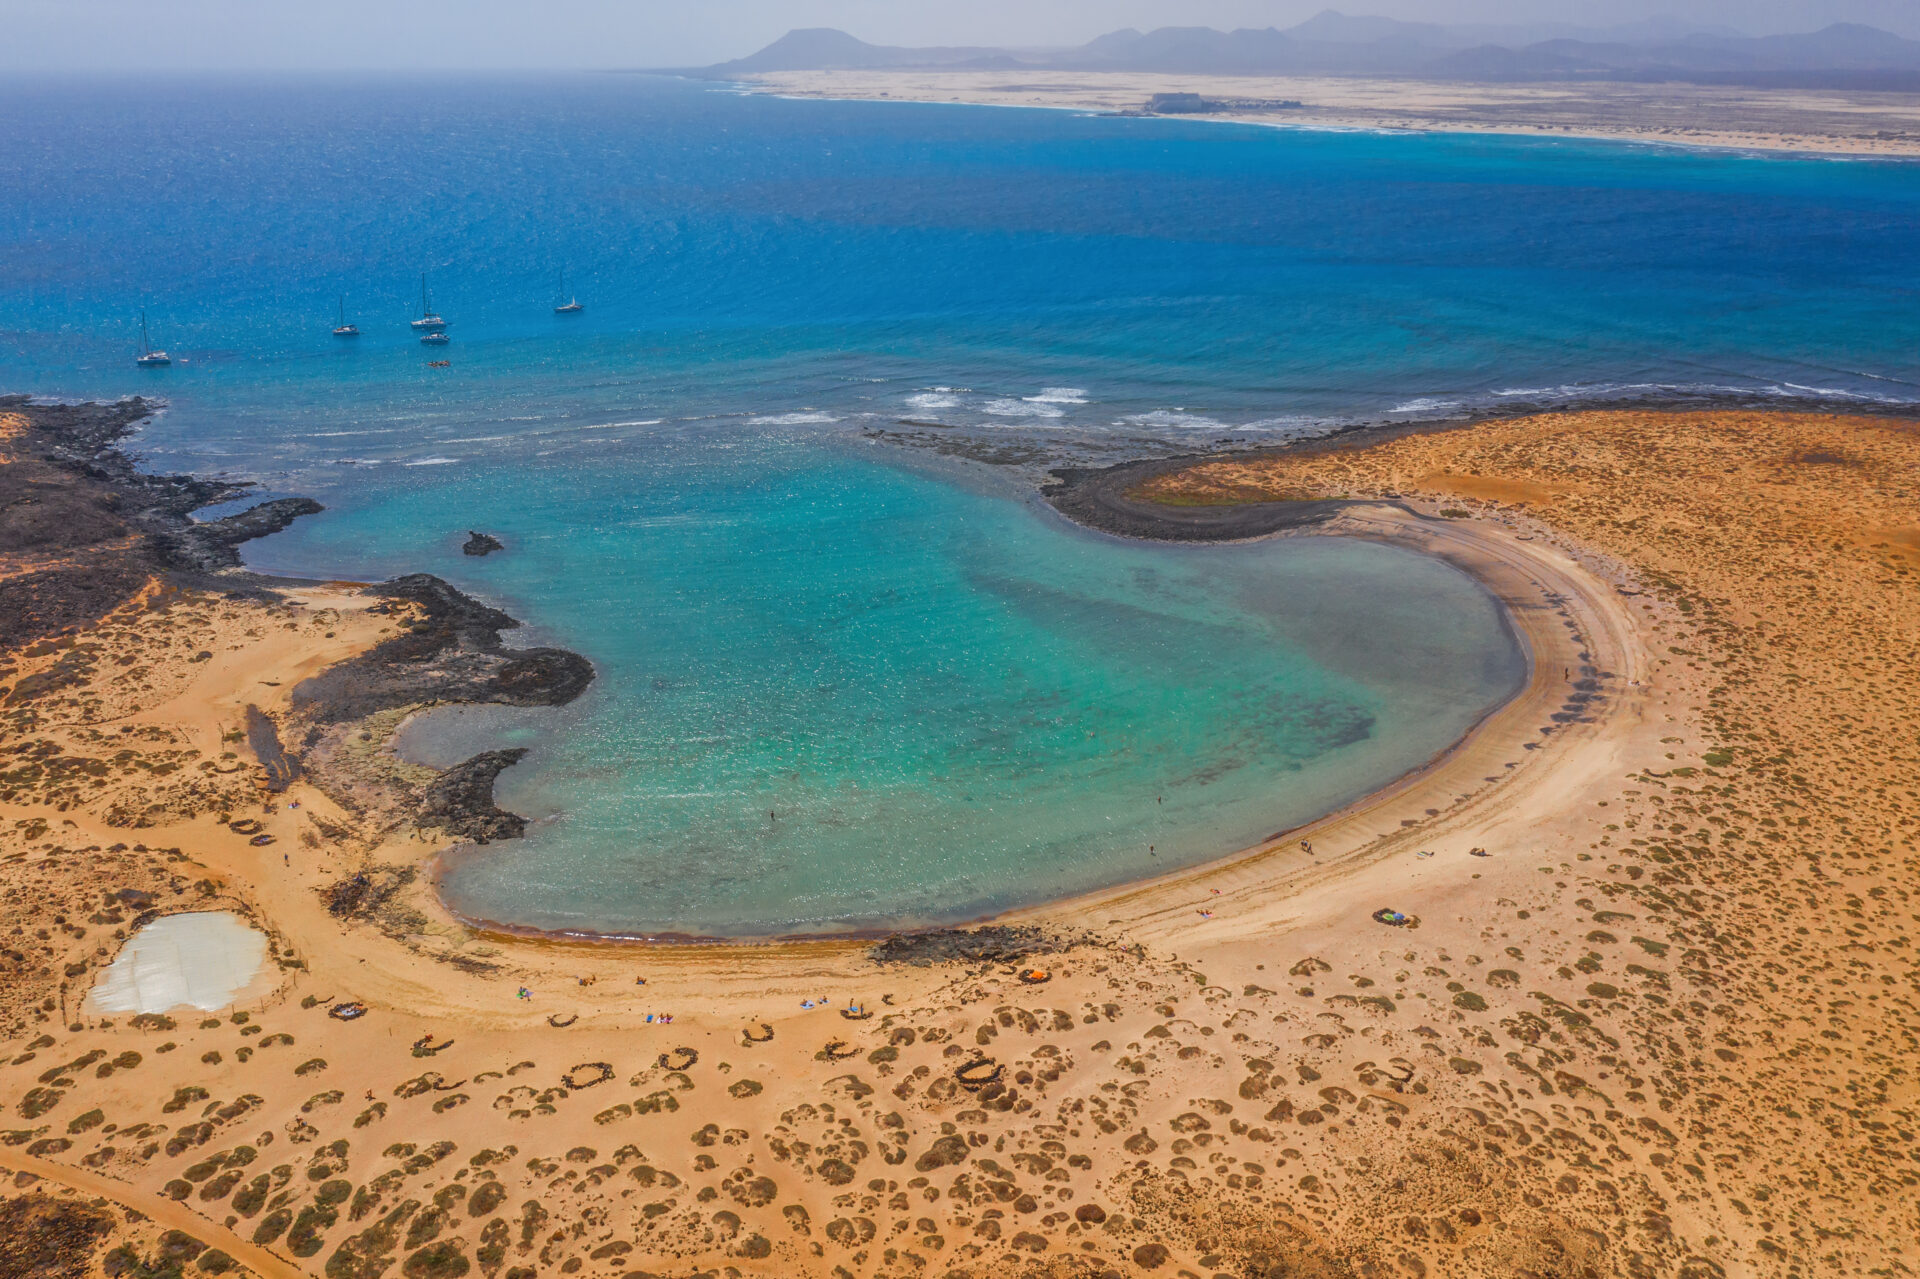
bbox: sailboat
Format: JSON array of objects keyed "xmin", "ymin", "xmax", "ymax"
[
  {"xmin": 333, "ymin": 296, "xmax": 360, "ymax": 338},
  {"xmin": 553, "ymin": 267, "xmax": 583, "ymax": 315},
  {"xmin": 135, "ymin": 310, "xmax": 170, "ymax": 367},
  {"xmin": 411, "ymin": 274, "xmax": 447, "ymax": 331}
]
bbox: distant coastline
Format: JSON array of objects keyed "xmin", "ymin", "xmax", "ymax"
[{"xmin": 730, "ymin": 68, "xmax": 1920, "ymax": 158}]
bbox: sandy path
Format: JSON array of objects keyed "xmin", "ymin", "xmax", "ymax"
[{"xmin": 0, "ymin": 1148, "xmax": 306, "ymax": 1279}]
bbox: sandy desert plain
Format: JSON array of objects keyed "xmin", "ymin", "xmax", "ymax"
[{"xmin": 1, "ymin": 396, "xmax": 1917, "ymax": 1279}]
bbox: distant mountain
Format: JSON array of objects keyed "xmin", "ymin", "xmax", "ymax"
[
  {"xmin": 1077, "ymin": 29, "xmax": 1148, "ymax": 59},
  {"xmin": 1743, "ymin": 21, "xmax": 1920, "ymax": 70},
  {"xmin": 1438, "ymin": 16, "xmax": 1745, "ymax": 49},
  {"xmin": 705, "ymin": 27, "xmax": 1012, "ymax": 75},
  {"xmin": 1058, "ymin": 26, "xmax": 1300, "ymax": 73},
  {"xmin": 693, "ymin": 14, "xmax": 1920, "ymax": 90},
  {"xmin": 1434, "ymin": 22, "xmax": 1920, "ymax": 82}
]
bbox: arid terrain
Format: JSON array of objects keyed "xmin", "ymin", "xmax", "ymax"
[
  {"xmin": 2, "ymin": 400, "xmax": 1917, "ymax": 1279},
  {"xmin": 743, "ymin": 70, "xmax": 1920, "ymax": 156}
]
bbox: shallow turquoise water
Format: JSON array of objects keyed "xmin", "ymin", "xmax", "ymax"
[{"xmin": 258, "ymin": 430, "xmax": 1523, "ymax": 936}]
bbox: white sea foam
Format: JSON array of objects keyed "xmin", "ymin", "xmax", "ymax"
[
  {"xmin": 1493, "ymin": 381, "xmax": 1694, "ymax": 401},
  {"xmin": 1774, "ymin": 380, "xmax": 1912, "ymax": 403},
  {"xmin": 1121, "ymin": 410, "xmax": 1228, "ymax": 431},
  {"xmin": 981, "ymin": 398, "xmax": 1064, "ymax": 418},
  {"xmin": 404, "ymin": 456, "xmax": 461, "ymax": 466},
  {"xmin": 586, "ymin": 419, "xmax": 665, "ymax": 429},
  {"xmin": 1489, "ymin": 379, "xmax": 1918, "ymax": 407},
  {"xmin": 747, "ymin": 412, "xmax": 839, "ymax": 425},
  {"xmin": 89, "ymin": 912, "xmax": 268, "ymax": 1014},
  {"xmin": 905, "ymin": 393, "xmax": 961, "ymax": 410},
  {"xmin": 1024, "ymin": 387, "xmax": 1090, "ymax": 404},
  {"xmin": 1388, "ymin": 397, "xmax": 1464, "ymax": 415}
]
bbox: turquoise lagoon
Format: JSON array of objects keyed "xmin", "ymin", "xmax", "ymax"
[{"xmin": 267, "ymin": 431, "xmax": 1524, "ymax": 936}]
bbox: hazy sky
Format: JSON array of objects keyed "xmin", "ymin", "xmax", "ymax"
[{"xmin": 7, "ymin": 0, "xmax": 1917, "ymax": 70}]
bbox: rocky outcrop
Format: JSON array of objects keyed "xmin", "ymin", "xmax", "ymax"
[
  {"xmin": 1, "ymin": 394, "xmax": 325, "ymax": 576},
  {"xmin": 154, "ymin": 497, "xmax": 326, "ymax": 574},
  {"xmin": 290, "ymin": 574, "xmax": 594, "ymax": 726},
  {"xmin": 415, "ymin": 749, "xmax": 529, "ymax": 843},
  {"xmin": 1041, "ymin": 455, "xmax": 1354, "ymax": 542},
  {"xmin": 870, "ymin": 926, "xmax": 1060, "ymax": 967}
]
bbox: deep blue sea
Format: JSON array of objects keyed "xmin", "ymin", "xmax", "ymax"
[{"xmin": 4, "ymin": 73, "xmax": 1915, "ymax": 934}]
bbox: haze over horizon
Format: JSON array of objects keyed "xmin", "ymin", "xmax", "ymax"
[{"xmin": 7, "ymin": 0, "xmax": 1920, "ymax": 70}]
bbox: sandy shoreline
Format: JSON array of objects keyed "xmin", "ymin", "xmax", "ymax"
[
  {"xmin": 4, "ymin": 399, "xmax": 1917, "ymax": 1276},
  {"xmin": 1028, "ymin": 500, "xmax": 1639, "ymax": 937},
  {"xmin": 735, "ymin": 69, "xmax": 1920, "ymax": 158}
]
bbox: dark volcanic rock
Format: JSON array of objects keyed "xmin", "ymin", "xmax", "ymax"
[
  {"xmin": 0, "ymin": 394, "xmax": 325, "ymax": 575},
  {"xmin": 325, "ymin": 866, "xmax": 415, "ymax": 921},
  {"xmin": 0, "ymin": 395, "xmax": 334, "ymax": 651},
  {"xmin": 0, "ymin": 563, "xmax": 153, "ymax": 650},
  {"xmin": 4, "ymin": 396, "xmax": 592, "ymax": 863},
  {"xmin": 416, "ymin": 749, "xmax": 530, "ymax": 843},
  {"xmin": 462, "ymin": 531, "xmax": 505, "ymax": 556},
  {"xmin": 870, "ymin": 926, "xmax": 1055, "ymax": 967},
  {"xmin": 0, "ymin": 398, "xmax": 176, "ymax": 643},
  {"xmin": 156, "ymin": 497, "xmax": 327, "ymax": 574},
  {"xmin": 290, "ymin": 573, "xmax": 594, "ymax": 724},
  {"xmin": 1041, "ymin": 455, "xmax": 1355, "ymax": 542}
]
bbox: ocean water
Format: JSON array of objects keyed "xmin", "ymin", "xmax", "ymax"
[{"xmin": 4, "ymin": 73, "xmax": 1916, "ymax": 933}]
